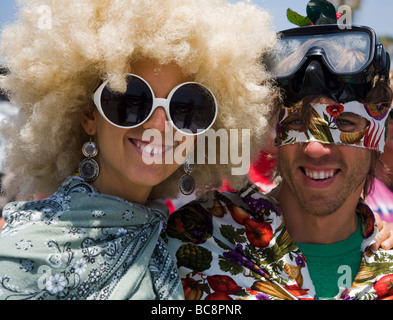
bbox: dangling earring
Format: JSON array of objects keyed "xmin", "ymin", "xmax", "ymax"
[
  {"xmin": 179, "ymin": 157, "xmax": 196, "ymax": 195},
  {"xmin": 79, "ymin": 137, "xmax": 99, "ymax": 182}
]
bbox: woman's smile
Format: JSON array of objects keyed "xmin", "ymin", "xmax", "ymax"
[{"xmin": 130, "ymin": 138, "xmax": 175, "ymax": 158}]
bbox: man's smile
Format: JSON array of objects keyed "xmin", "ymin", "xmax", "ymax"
[{"xmin": 302, "ymin": 167, "xmax": 339, "ymax": 181}]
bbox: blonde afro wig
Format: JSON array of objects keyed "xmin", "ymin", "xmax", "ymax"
[{"xmin": 0, "ymin": 0, "xmax": 277, "ymax": 200}]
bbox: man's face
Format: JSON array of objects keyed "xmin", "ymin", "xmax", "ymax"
[
  {"xmin": 277, "ymin": 98, "xmax": 373, "ymax": 216},
  {"xmin": 278, "ymin": 142, "xmax": 371, "ymax": 216}
]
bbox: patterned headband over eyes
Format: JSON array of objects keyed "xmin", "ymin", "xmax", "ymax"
[{"xmin": 275, "ymin": 101, "xmax": 390, "ymax": 153}]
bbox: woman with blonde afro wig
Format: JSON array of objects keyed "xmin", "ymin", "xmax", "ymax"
[{"xmin": 0, "ymin": 0, "xmax": 277, "ymax": 300}]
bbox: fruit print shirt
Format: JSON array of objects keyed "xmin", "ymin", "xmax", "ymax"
[{"xmin": 166, "ymin": 183, "xmax": 393, "ymax": 300}]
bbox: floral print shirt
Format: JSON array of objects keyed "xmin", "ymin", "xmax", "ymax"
[{"xmin": 166, "ymin": 183, "xmax": 393, "ymax": 300}]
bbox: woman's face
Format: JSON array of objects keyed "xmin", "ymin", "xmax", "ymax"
[{"xmin": 81, "ymin": 59, "xmax": 193, "ymax": 203}]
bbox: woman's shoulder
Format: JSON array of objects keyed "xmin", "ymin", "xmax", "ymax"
[{"xmin": 0, "ymin": 176, "xmax": 86, "ymax": 229}]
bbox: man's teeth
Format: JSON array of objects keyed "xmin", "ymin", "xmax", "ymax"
[{"xmin": 305, "ymin": 169, "xmax": 335, "ymax": 180}]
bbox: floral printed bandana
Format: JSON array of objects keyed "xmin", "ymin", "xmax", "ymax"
[
  {"xmin": 275, "ymin": 101, "xmax": 390, "ymax": 153},
  {"xmin": 0, "ymin": 176, "xmax": 183, "ymax": 300}
]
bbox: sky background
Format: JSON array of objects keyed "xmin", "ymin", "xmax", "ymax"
[
  {"xmin": 0, "ymin": 0, "xmax": 392, "ymax": 60},
  {"xmin": 1, "ymin": 0, "xmax": 392, "ymax": 35}
]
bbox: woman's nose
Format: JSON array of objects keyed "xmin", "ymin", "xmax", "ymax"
[{"xmin": 142, "ymin": 106, "xmax": 169, "ymax": 133}]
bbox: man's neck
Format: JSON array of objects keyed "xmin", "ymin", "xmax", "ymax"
[{"xmin": 272, "ymin": 182, "xmax": 360, "ymax": 244}]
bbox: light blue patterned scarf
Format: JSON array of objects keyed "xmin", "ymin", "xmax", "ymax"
[{"xmin": 0, "ymin": 176, "xmax": 183, "ymax": 300}]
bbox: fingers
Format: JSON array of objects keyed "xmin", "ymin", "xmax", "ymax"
[
  {"xmin": 371, "ymin": 219, "xmax": 388, "ymax": 251},
  {"xmin": 371, "ymin": 213, "xmax": 383, "ymax": 251},
  {"xmin": 371, "ymin": 217, "xmax": 393, "ymax": 251},
  {"xmin": 374, "ymin": 211, "xmax": 382, "ymax": 230},
  {"xmin": 381, "ymin": 225, "xmax": 393, "ymax": 250}
]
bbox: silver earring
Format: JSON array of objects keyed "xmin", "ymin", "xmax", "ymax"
[
  {"xmin": 79, "ymin": 138, "xmax": 99, "ymax": 182},
  {"xmin": 179, "ymin": 158, "xmax": 195, "ymax": 195}
]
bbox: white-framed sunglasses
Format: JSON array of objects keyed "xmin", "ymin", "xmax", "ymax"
[{"xmin": 93, "ymin": 74, "xmax": 218, "ymax": 135}]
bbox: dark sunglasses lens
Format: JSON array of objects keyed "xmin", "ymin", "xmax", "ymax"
[
  {"xmin": 100, "ymin": 76, "xmax": 153, "ymax": 127},
  {"xmin": 169, "ymin": 84, "xmax": 216, "ymax": 134}
]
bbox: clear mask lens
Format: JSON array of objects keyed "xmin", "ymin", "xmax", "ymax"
[{"xmin": 270, "ymin": 31, "xmax": 371, "ymax": 77}]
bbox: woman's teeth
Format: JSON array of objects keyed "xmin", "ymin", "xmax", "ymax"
[{"xmin": 134, "ymin": 140, "xmax": 171, "ymax": 156}]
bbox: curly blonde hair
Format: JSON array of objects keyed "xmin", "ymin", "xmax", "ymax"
[{"xmin": 0, "ymin": 0, "xmax": 277, "ymax": 200}]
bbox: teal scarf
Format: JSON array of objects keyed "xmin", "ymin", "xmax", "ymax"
[{"xmin": 0, "ymin": 176, "xmax": 183, "ymax": 300}]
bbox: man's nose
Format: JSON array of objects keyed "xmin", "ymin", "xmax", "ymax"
[{"xmin": 303, "ymin": 140, "xmax": 333, "ymax": 159}]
